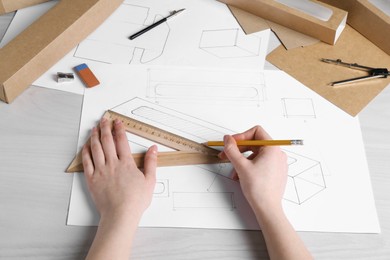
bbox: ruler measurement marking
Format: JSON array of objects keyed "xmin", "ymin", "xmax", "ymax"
[
  {"xmin": 105, "ymin": 110, "xmax": 219, "ymax": 156},
  {"xmin": 67, "ymin": 110, "xmax": 225, "ymax": 173}
]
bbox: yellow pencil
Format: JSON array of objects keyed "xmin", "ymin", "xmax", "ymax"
[{"xmin": 204, "ymin": 140, "xmax": 304, "ymax": 146}]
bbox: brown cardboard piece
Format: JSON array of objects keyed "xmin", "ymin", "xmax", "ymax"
[
  {"xmin": 219, "ymin": 0, "xmax": 347, "ymax": 45},
  {"xmin": 0, "ymin": 0, "xmax": 50, "ymax": 14},
  {"xmin": 228, "ymin": 5, "xmax": 320, "ymax": 49},
  {"xmin": 267, "ymin": 25, "xmax": 390, "ymax": 116},
  {"xmin": 0, "ymin": 0, "xmax": 123, "ymax": 103},
  {"xmin": 319, "ymin": 0, "xmax": 390, "ymax": 56}
]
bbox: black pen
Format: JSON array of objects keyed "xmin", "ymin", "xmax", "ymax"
[{"xmin": 129, "ymin": 9, "xmax": 185, "ymax": 40}]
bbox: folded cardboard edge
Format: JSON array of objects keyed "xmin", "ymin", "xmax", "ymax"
[
  {"xmin": 351, "ymin": 0, "xmax": 390, "ymax": 56},
  {"xmin": 319, "ymin": 0, "xmax": 390, "ymax": 56},
  {"xmin": 0, "ymin": 0, "xmax": 123, "ymax": 103},
  {"xmin": 219, "ymin": 0, "xmax": 347, "ymax": 44},
  {"xmin": 0, "ymin": 2, "xmax": 5, "ymax": 14},
  {"xmin": 266, "ymin": 25, "xmax": 390, "ymax": 116},
  {"xmin": 0, "ymin": 0, "xmax": 50, "ymax": 14},
  {"xmin": 0, "ymin": 84, "xmax": 6, "ymax": 103}
]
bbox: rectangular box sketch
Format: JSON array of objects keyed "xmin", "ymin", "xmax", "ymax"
[
  {"xmin": 284, "ymin": 150, "xmax": 326, "ymax": 204},
  {"xmin": 173, "ymin": 192, "xmax": 235, "ymax": 210},
  {"xmin": 147, "ymin": 68, "xmax": 266, "ymax": 106},
  {"xmin": 199, "ymin": 28, "xmax": 262, "ymax": 58},
  {"xmin": 282, "ymin": 98, "xmax": 316, "ymax": 118}
]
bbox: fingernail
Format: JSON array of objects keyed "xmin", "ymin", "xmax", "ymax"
[
  {"xmin": 149, "ymin": 145, "xmax": 158, "ymax": 155},
  {"xmin": 101, "ymin": 117, "xmax": 107, "ymax": 124},
  {"xmin": 223, "ymin": 135, "xmax": 229, "ymax": 144},
  {"xmin": 224, "ymin": 135, "xmax": 234, "ymax": 146},
  {"xmin": 114, "ymin": 119, "xmax": 121, "ymax": 125}
]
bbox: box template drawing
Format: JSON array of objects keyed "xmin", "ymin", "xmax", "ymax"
[
  {"xmin": 111, "ymin": 97, "xmax": 326, "ymax": 205},
  {"xmin": 284, "ymin": 150, "xmax": 326, "ymax": 204}
]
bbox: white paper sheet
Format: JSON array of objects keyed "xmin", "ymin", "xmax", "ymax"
[
  {"xmin": 67, "ymin": 65, "xmax": 380, "ymax": 233},
  {"xmin": 1, "ymin": 0, "xmax": 270, "ymax": 94}
]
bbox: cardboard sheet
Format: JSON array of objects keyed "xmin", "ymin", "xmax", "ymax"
[{"xmin": 267, "ymin": 25, "xmax": 390, "ymax": 116}]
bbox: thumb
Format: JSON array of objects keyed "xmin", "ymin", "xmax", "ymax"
[
  {"xmin": 143, "ymin": 145, "xmax": 158, "ymax": 183},
  {"xmin": 223, "ymin": 135, "xmax": 247, "ymax": 172}
]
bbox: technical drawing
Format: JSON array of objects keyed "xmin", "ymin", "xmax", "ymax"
[
  {"xmin": 112, "ymin": 97, "xmax": 326, "ymax": 205},
  {"xmin": 206, "ymin": 149, "xmax": 326, "ymax": 205},
  {"xmin": 199, "ymin": 28, "xmax": 262, "ymax": 58},
  {"xmin": 73, "ymin": 3, "xmax": 169, "ymax": 64},
  {"xmin": 111, "ymin": 97, "xmax": 235, "ymax": 178},
  {"xmin": 283, "ymin": 150, "xmax": 326, "ymax": 204},
  {"xmin": 146, "ymin": 68, "xmax": 266, "ymax": 106},
  {"xmin": 282, "ymin": 98, "xmax": 316, "ymax": 118},
  {"xmin": 111, "ymin": 97, "xmax": 234, "ymax": 143},
  {"xmin": 173, "ymin": 192, "xmax": 235, "ymax": 210},
  {"xmin": 154, "ymin": 180, "xmax": 169, "ymax": 197}
]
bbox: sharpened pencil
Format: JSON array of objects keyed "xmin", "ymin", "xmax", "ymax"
[{"xmin": 204, "ymin": 140, "xmax": 304, "ymax": 146}]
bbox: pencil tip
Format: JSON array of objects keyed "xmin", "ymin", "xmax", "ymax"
[{"xmin": 292, "ymin": 140, "xmax": 304, "ymax": 145}]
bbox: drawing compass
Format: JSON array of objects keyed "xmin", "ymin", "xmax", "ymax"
[{"xmin": 321, "ymin": 58, "xmax": 389, "ymax": 86}]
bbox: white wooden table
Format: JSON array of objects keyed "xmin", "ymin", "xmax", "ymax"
[{"xmin": 1, "ymin": 11, "xmax": 390, "ymax": 259}]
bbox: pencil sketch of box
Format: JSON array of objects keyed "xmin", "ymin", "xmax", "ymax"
[
  {"xmin": 199, "ymin": 28, "xmax": 261, "ymax": 58},
  {"xmin": 282, "ymin": 98, "xmax": 316, "ymax": 118},
  {"xmin": 283, "ymin": 150, "xmax": 326, "ymax": 204}
]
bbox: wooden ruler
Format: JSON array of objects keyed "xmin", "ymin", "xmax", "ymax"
[{"xmin": 66, "ymin": 110, "xmax": 226, "ymax": 173}]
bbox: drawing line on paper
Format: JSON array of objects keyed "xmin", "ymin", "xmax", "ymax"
[
  {"xmin": 146, "ymin": 68, "xmax": 266, "ymax": 106},
  {"xmin": 111, "ymin": 97, "xmax": 235, "ymax": 178},
  {"xmin": 284, "ymin": 150, "xmax": 326, "ymax": 204},
  {"xmin": 73, "ymin": 3, "xmax": 169, "ymax": 64},
  {"xmin": 112, "ymin": 97, "xmax": 326, "ymax": 205},
  {"xmin": 199, "ymin": 28, "xmax": 262, "ymax": 58},
  {"xmin": 282, "ymin": 98, "xmax": 316, "ymax": 118},
  {"xmin": 154, "ymin": 180, "xmax": 169, "ymax": 197}
]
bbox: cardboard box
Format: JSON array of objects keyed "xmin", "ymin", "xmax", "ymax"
[
  {"xmin": 219, "ymin": 0, "xmax": 347, "ymax": 45},
  {"xmin": 0, "ymin": 0, "xmax": 123, "ymax": 103},
  {"xmin": 0, "ymin": 0, "xmax": 51, "ymax": 14},
  {"xmin": 319, "ymin": 0, "xmax": 390, "ymax": 56}
]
